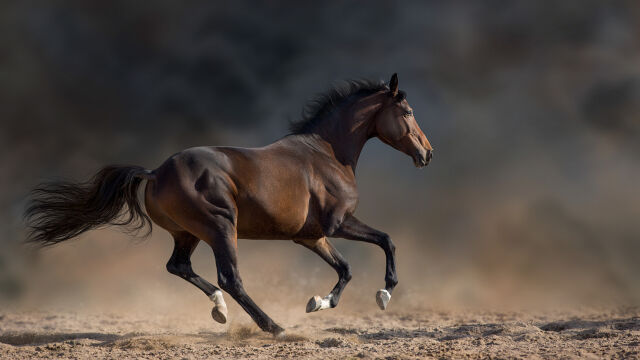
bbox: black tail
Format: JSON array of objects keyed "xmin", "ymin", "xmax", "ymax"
[{"xmin": 24, "ymin": 165, "xmax": 155, "ymax": 247}]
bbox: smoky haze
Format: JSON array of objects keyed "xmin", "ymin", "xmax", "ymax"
[{"xmin": 1, "ymin": 0, "xmax": 639, "ymax": 319}]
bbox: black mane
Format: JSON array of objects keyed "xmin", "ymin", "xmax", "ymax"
[{"xmin": 288, "ymin": 79, "xmax": 390, "ymax": 134}]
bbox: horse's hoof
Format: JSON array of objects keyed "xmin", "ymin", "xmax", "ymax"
[
  {"xmin": 306, "ymin": 294, "xmax": 334, "ymax": 312},
  {"xmin": 210, "ymin": 290, "xmax": 228, "ymax": 324},
  {"xmin": 376, "ymin": 289, "xmax": 391, "ymax": 310},
  {"xmin": 272, "ymin": 327, "xmax": 286, "ymax": 338},
  {"xmin": 306, "ymin": 295, "xmax": 323, "ymax": 313},
  {"xmin": 211, "ymin": 305, "xmax": 227, "ymax": 324}
]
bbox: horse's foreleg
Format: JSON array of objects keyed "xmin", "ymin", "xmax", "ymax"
[
  {"xmin": 332, "ymin": 214, "xmax": 397, "ymax": 310},
  {"xmin": 295, "ymin": 237, "xmax": 352, "ymax": 312},
  {"xmin": 166, "ymin": 232, "xmax": 228, "ymax": 323},
  {"xmin": 205, "ymin": 219, "xmax": 285, "ymax": 336}
]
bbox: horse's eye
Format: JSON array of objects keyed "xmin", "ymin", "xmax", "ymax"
[{"xmin": 403, "ymin": 110, "xmax": 413, "ymax": 117}]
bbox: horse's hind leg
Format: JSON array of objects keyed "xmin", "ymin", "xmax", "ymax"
[
  {"xmin": 295, "ymin": 237, "xmax": 352, "ymax": 312},
  {"xmin": 202, "ymin": 218, "xmax": 284, "ymax": 335},
  {"xmin": 166, "ymin": 232, "xmax": 228, "ymax": 323}
]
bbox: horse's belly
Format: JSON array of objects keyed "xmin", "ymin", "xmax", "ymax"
[{"xmin": 235, "ymin": 188, "xmax": 312, "ymax": 240}]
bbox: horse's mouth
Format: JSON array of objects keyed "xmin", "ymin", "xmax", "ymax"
[
  {"xmin": 413, "ymin": 154, "xmax": 429, "ymax": 168},
  {"xmin": 412, "ymin": 149, "xmax": 432, "ymax": 168}
]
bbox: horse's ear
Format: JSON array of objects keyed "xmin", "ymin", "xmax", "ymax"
[{"xmin": 389, "ymin": 73, "xmax": 399, "ymax": 97}]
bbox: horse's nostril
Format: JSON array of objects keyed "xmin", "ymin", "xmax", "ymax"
[{"xmin": 426, "ymin": 150, "xmax": 433, "ymax": 160}]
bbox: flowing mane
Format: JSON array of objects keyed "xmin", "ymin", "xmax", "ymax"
[{"xmin": 288, "ymin": 79, "xmax": 389, "ymax": 134}]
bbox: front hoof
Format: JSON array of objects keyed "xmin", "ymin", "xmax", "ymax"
[
  {"xmin": 375, "ymin": 289, "xmax": 391, "ymax": 310},
  {"xmin": 306, "ymin": 295, "xmax": 323, "ymax": 313}
]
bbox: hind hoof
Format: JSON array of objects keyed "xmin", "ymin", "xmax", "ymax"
[
  {"xmin": 376, "ymin": 289, "xmax": 391, "ymax": 310},
  {"xmin": 211, "ymin": 305, "xmax": 227, "ymax": 324},
  {"xmin": 306, "ymin": 295, "xmax": 323, "ymax": 313},
  {"xmin": 209, "ymin": 290, "xmax": 228, "ymax": 324},
  {"xmin": 306, "ymin": 294, "xmax": 333, "ymax": 312},
  {"xmin": 272, "ymin": 326, "xmax": 286, "ymax": 338}
]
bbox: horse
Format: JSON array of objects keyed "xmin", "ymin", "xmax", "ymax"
[{"xmin": 24, "ymin": 73, "xmax": 433, "ymax": 336}]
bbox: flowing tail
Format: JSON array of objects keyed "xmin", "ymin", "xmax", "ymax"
[{"xmin": 24, "ymin": 165, "xmax": 155, "ymax": 247}]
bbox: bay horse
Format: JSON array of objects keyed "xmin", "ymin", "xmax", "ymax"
[{"xmin": 25, "ymin": 73, "xmax": 433, "ymax": 336}]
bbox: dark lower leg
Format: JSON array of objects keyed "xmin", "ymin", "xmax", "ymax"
[
  {"xmin": 214, "ymin": 252, "xmax": 283, "ymax": 334},
  {"xmin": 333, "ymin": 215, "xmax": 398, "ymax": 294},
  {"xmin": 167, "ymin": 232, "xmax": 221, "ymax": 296},
  {"xmin": 382, "ymin": 245, "xmax": 398, "ymax": 293},
  {"xmin": 297, "ymin": 237, "xmax": 352, "ymax": 307},
  {"xmin": 210, "ymin": 231, "xmax": 283, "ymax": 335}
]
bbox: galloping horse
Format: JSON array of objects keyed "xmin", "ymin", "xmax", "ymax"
[{"xmin": 25, "ymin": 73, "xmax": 433, "ymax": 335}]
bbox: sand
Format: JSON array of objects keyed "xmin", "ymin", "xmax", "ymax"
[
  {"xmin": 1, "ymin": 305, "xmax": 638, "ymax": 359},
  {"xmin": 3, "ymin": 234, "xmax": 639, "ymax": 359}
]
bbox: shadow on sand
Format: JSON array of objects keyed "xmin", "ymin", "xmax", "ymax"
[
  {"xmin": 324, "ymin": 316, "xmax": 640, "ymax": 343},
  {"xmin": 0, "ymin": 332, "xmax": 122, "ymax": 346}
]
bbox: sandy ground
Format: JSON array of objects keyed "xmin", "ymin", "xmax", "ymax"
[
  {"xmin": 3, "ymin": 234, "xmax": 640, "ymax": 358},
  {"xmin": 1, "ymin": 305, "xmax": 639, "ymax": 359}
]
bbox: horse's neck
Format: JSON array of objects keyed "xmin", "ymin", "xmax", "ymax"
[{"xmin": 313, "ymin": 93, "xmax": 383, "ymax": 173}]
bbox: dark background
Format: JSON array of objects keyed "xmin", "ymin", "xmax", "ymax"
[{"xmin": 1, "ymin": 1, "xmax": 639, "ymax": 311}]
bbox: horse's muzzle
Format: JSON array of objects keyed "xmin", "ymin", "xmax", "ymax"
[{"xmin": 413, "ymin": 149, "xmax": 432, "ymax": 168}]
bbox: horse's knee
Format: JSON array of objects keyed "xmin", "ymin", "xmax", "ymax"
[{"xmin": 379, "ymin": 233, "xmax": 395, "ymax": 254}]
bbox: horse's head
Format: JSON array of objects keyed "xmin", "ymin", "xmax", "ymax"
[{"xmin": 374, "ymin": 73, "xmax": 433, "ymax": 168}]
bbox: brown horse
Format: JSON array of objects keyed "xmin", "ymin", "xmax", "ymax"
[{"xmin": 25, "ymin": 73, "xmax": 433, "ymax": 335}]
